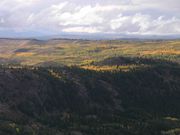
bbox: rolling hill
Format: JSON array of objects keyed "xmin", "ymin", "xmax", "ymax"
[{"xmin": 0, "ymin": 39, "xmax": 180, "ymax": 135}]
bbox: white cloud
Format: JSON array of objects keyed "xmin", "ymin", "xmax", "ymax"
[
  {"xmin": 110, "ymin": 14, "xmax": 130, "ymax": 30},
  {"xmin": 132, "ymin": 14, "xmax": 151, "ymax": 32},
  {"xmin": 110, "ymin": 13, "xmax": 180, "ymax": 35},
  {"xmin": 0, "ymin": 0, "xmax": 180, "ymax": 36},
  {"xmin": 62, "ymin": 26, "xmax": 101, "ymax": 33},
  {"xmin": 57, "ymin": 5, "xmax": 104, "ymax": 26},
  {"xmin": 132, "ymin": 0, "xmax": 180, "ymax": 11},
  {"xmin": 0, "ymin": 18, "xmax": 5, "ymax": 24}
]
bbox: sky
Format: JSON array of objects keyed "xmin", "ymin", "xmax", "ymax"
[{"xmin": 0, "ymin": 0, "xmax": 180, "ymax": 37}]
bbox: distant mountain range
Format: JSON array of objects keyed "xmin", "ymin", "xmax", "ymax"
[{"xmin": 0, "ymin": 30, "xmax": 180, "ymax": 40}]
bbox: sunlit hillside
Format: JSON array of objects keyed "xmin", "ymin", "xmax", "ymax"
[{"xmin": 0, "ymin": 39, "xmax": 179, "ymax": 67}]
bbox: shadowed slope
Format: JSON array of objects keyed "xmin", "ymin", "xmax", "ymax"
[{"xmin": 0, "ymin": 58, "xmax": 180, "ymax": 135}]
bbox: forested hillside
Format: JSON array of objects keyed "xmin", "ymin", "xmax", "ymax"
[{"xmin": 0, "ymin": 56, "xmax": 180, "ymax": 135}]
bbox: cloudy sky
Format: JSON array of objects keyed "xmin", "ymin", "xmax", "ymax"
[{"xmin": 0, "ymin": 0, "xmax": 180, "ymax": 37}]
